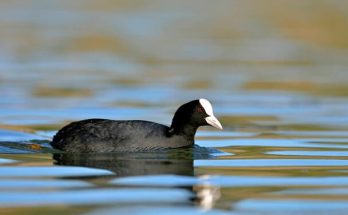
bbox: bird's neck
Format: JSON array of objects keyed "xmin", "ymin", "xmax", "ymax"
[{"xmin": 167, "ymin": 123, "xmax": 198, "ymax": 142}]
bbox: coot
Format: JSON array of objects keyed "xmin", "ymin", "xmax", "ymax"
[{"xmin": 51, "ymin": 98, "xmax": 223, "ymax": 152}]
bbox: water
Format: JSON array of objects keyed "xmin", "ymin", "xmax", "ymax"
[{"xmin": 1, "ymin": 0, "xmax": 348, "ymax": 214}]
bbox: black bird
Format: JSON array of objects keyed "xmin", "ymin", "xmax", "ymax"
[{"xmin": 50, "ymin": 99, "xmax": 223, "ymax": 152}]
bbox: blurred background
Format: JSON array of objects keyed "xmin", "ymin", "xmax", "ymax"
[
  {"xmin": 1, "ymin": 0, "xmax": 348, "ymax": 130},
  {"xmin": 1, "ymin": 1, "xmax": 348, "ymax": 215}
]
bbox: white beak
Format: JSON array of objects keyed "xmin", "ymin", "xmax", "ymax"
[{"xmin": 205, "ymin": 115, "xmax": 223, "ymax": 130}]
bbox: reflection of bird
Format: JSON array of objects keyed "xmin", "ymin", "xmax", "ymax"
[
  {"xmin": 52, "ymin": 146, "xmax": 221, "ymax": 208},
  {"xmin": 52, "ymin": 145, "xmax": 218, "ymax": 176},
  {"xmin": 51, "ymin": 99, "xmax": 222, "ymax": 152},
  {"xmin": 53, "ymin": 151, "xmax": 194, "ymax": 176}
]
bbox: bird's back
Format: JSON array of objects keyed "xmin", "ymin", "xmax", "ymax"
[{"xmin": 51, "ymin": 119, "xmax": 171, "ymax": 152}]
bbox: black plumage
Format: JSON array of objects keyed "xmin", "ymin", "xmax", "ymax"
[{"xmin": 50, "ymin": 99, "xmax": 222, "ymax": 152}]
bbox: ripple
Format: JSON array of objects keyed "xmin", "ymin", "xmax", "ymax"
[
  {"xmin": 197, "ymin": 138, "xmax": 348, "ymax": 149},
  {"xmin": 0, "ymin": 188, "xmax": 192, "ymax": 207},
  {"xmin": 195, "ymin": 159, "xmax": 348, "ymax": 167},
  {"xmin": 85, "ymin": 206, "xmax": 231, "ymax": 215},
  {"xmin": 0, "ymin": 129, "xmax": 45, "ymax": 142},
  {"xmin": 111, "ymin": 174, "xmax": 348, "ymax": 187},
  {"xmin": 211, "ymin": 176, "xmax": 348, "ymax": 187},
  {"xmin": 275, "ymin": 188, "xmax": 348, "ymax": 195},
  {"xmin": 111, "ymin": 175, "xmax": 200, "ymax": 186},
  {"xmin": 0, "ymin": 166, "xmax": 114, "ymax": 177},
  {"xmin": 274, "ymin": 130, "xmax": 348, "ymax": 137},
  {"xmin": 267, "ymin": 150, "xmax": 348, "ymax": 157},
  {"xmin": 197, "ymin": 131, "xmax": 258, "ymax": 138},
  {"xmin": 235, "ymin": 199, "xmax": 348, "ymax": 213},
  {"xmin": 0, "ymin": 158, "xmax": 17, "ymax": 164},
  {"xmin": 0, "ymin": 179, "xmax": 90, "ymax": 189}
]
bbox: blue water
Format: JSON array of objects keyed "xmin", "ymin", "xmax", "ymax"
[{"xmin": 1, "ymin": 1, "xmax": 348, "ymax": 215}]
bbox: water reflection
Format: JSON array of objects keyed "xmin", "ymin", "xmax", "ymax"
[
  {"xmin": 52, "ymin": 147, "xmax": 222, "ymax": 210},
  {"xmin": 52, "ymin": 145, "xmax": 223, "ymax": 176},
  {"xmin": 53, "ymin": 152, "xmax": 194, "ymax": 176}
]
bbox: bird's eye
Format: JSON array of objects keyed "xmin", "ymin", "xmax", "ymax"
[{"xmin": 197, "ymin": 107, "xmax": 204, "ymax": 113}]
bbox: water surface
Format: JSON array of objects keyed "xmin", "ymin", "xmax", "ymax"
[{"xmin": 1, "ymin": 0, "xmax": 348, "ymax": 214}]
